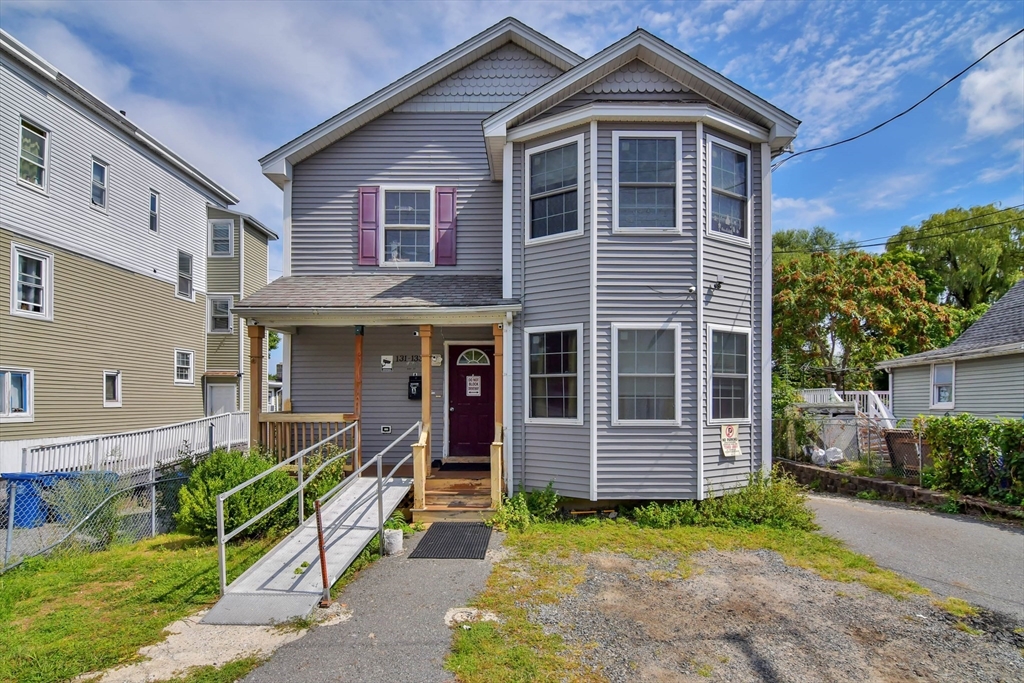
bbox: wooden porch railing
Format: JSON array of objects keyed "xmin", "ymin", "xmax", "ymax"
[
  {"xmin": 490, "ymin": 423, "xmax": 504, "ymax": 510},
  {"xmin": 259, "ymin": 413, "xmax": 357, "ymax": 463},
  {"xmin": 412, "ymin": 425, "xmax": 429, "ymax": 510}
]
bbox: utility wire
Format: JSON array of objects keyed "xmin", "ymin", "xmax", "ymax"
[{"xmin": 772, "ymin": 27, "xmax": 1024, "ymax": 172}]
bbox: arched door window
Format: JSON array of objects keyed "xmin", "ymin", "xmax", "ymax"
[{"xmin": 457, "ymin": 348, "xmax": 491, "ymax": 365}]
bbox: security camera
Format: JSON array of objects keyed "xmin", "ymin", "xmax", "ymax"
[
  {"xmin": 412, "ymin": 330, "xmax": 420, "ymax": 337},
  {"xmin": 687, "ymin": 286, "xmax": 697, "ymax": 294}
]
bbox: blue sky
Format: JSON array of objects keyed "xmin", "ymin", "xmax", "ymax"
[{"xmin": 3, "ymin": 0, "xmax": 1021, "ymax": 268}]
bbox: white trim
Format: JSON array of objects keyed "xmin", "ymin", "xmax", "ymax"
[
  {"xmin": 282, "ymin": 172, "xmax": 293, "ymax": 276},
  {"xmin": 173, "ymin": 348, "xmax": 195, "ymax": 386},
  {"xmin": 705, "ymin": 134, "xmax": 752, "ymax": 246},
  {"xmin": 89, "ymin": 157, "xmax": 109, "ymax": 212},
  {"xmin": 17, "ymin": 117, "xmax": 50, "ymax": 195},
  {"xmin": 236, "ymin": 305, "xmax": 518, "ymax": 329},
  {"xmin": 706, "ymin": 323, "xmax": 752, "ymax": 425},
  {"xmin": 175, "ymin": 250, "xmax": 195, "ymax": 302},
  {"xmin": 760, "ymin": 142, "xmax": 772, "ymax": 476},
  {"xmin": 208, "ymin": 218, "xmax": 235, "ymax": 258},
  {"xmin": 610, "ymin": 322, "xmax": 682, "ymax": 427},
  {"xmin": 10, "ymin": 242, "xmax": 54, "ymax": 321},
  {"xmin": 502, "ymin": 141, "xmax": 513, "ymax": 299},
  {"xmin": 503, "ymin": 314, "xmax": 513, "ymax": 496},
  {"xmin": 102, "ymin": 370, "xmax": 122, "ymax": 408},
  {"xmin": 877, "ymin": 342, "xmax": 1024, "ymax": 368},
  {"xmin": 929, "ymin": 361, "xmax": 956, "ymax": 410},
  {"xmin": 149, "ymin": 190, "xmax": 160, "ymax": 233},
  {"xmin": 611, "ymin": 130, "xmax": 683, "ymax": 234},
  {"xmin": 442, "ymin": 340, "xmax": 497, "ymax": 460},
  {"xmin": 378, "ymin": 185, "xmax": 436, "ymax": 267},
  {"xmin": 696, "ymin": 121, "xmax": 704, "ymax": 499},
  {"xmin": 589, "ymin": 120, "xmax": 598, "ymax": 501},
  {"xmin": 0, "ymin": 367, "xmax": 35, "ymax": 423},
  {"xmin": 207, "ymin": 295, "xmax": 235, "ymax": 334},
  {"xmin": 523, "ymin": 323, "xmax": 585, "ymax": 426},
  {"xmin": 524, "ymin": 134, "xmax": 585, "ymax": 246}
]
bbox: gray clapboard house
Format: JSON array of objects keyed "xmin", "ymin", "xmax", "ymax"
[
  {"xmin": 878, "ymin": 279, "xmax": 1024, "ymax": 421},
  {"xmin": 237, "ymin": 18, "xmax": 800, "ymax": 520}
]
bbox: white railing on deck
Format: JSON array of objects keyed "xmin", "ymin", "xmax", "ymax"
[
  {"xmin": 798, "ymin": 389, "xmax": 894, "ymax": 428},
  {"xmin": 22, "ymin": 412, "xmax": 249, "ymax": 475}
]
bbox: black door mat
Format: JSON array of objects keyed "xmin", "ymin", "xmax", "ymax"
[
  {"xmin": 409, "ymin": 522, "xmax": 492, "ymax": 560},
  {"xmin": 438, "ymin": 462, "xmax": 490, "ymax": 472}
]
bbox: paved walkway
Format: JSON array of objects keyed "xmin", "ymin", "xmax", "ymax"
[
  {"xmin": 809, "ymin": 494, "xmax": 1024, "ymax": 618},
  {"xmin": 244, "ymin": 529, "xmax": 503, "ymax": 683}
]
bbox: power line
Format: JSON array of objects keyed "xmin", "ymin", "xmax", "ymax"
[{"xmin": 772, "ymin": 27, "xmax": 1024, "ymax": 172}]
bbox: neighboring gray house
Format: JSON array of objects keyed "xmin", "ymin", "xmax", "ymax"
[
  {"xmin": 237, "ymin": 18, "xmax": 800, "ymax": 520},
  {"xmin": 878, "ymin": 279, "xmax": 1024, "ymax": 421}
]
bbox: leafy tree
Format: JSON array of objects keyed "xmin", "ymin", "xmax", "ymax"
[
  {"xmin": 886, "ymin": 204, "xmax": 1024, "ymax": 308},
  {"xmin": 268, "ymin": 330, "xmax": 281, "ymax": 351},
  {"xmin": 773, "ymin": 226, "xmax": 858, "ymax": 265},
  {"xmin": 773, "ymin": 251, "xmax": 953, "ymax": 390}
]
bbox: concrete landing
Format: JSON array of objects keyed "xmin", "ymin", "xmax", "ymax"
[{"xmin": 204, "ymin": 475, "xmax": 412, "ymax": 625}]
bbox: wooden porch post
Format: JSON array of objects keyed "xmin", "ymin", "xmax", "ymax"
[
  {"xmin": 492, "ymin": 323, "xmax": 504, "ymax": 507},
  {"xmin": 419, "ymin": 325, "xmax": 433, "ymax": 458},
  {"xmin": 248, "ymin": 324, "xmax": 265, "ymax": 448},
  {"xmin": 354, "ymin": 326, "xmax": 364, "ymax": 468}
]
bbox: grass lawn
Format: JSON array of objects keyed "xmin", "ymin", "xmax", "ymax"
[
  {"xmin": 0, "ymin": 534, "xmax": 276, "ymax": 683},
  {"xmin": 446, "ymin": 520, "xmax": 927, "ymax": 683}
]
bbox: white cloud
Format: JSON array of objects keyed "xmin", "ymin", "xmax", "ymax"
[
  {"xmin": 978, "ymin": 163, "xmax": 1021, "ymax": 184},
  {"xmin": 772, "ymin": 196, "xmax": 837, "ymax": 229},
  {"xmin": 859, "ymin": 173, "xmax": 929, "ymax": 210},
  {"xmin": 959, "ymin": 30, "xmax": 1024, "ymax": 138}
]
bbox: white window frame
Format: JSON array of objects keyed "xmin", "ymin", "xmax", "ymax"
[
  {"xmin": 524, "ymin": 323, "xmax": 584, "ymax": 426},
  {"xmin": 149, "ymin": 190, "xmax": 160, "ymax": 232},
  {"xmin": 174, "ymin": 349, "xmax": 195, "ymax": 386},
  {"xmin": 18, "ymin": 118, "xmax": 49, "ymax": 194},
  {"xmin": 90, "ymin": 158, "xmax": 109, "ymax": 211},
  {"xmin": 611, "ymin": 322, "xmax": 682, "ymax": 426},
  {"xmin": 611, "ymin": 131, "xmax": 683, "ymax": 235},
  {"xmin": 10, "ymin": 243, "xmax": 54, "ymax": 321},
  {"xmin": 707, "ymin": 323, "xmax": 752, "ymax": 425},
  {"xmin": 103, "ymin": 370, "xmax": 122, "ymax": 408},
  {"xmin": 176, "ymin": 250, "xmax": 194, "ymax": 301},
  {"xmin": 378, "ymin": 185, "xmax": 436, "ymax": 267},
  {"xmin": 525, "ymin": 134, "xmax": 586, "ymax": 246},
  {"xmin": 208, "ymin": 295, "xmax": 234, "ymax": 334},
  {"xmin": 705, "ymin": 134, "xmax": 752, "ymax": 246},
  {"xmin": 208, "ymin": 219, "xmax": 235, "ymax": 258},
  {"xmin": 930, "ymin": 362, "xmax": 955, "ymax": 410},
  {"xmin": 0, "ymin": 367, "xmax": 34, "ymax": 423}
]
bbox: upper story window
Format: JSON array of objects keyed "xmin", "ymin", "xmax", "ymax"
[
  {"xmin": 613, "ymin": 133, "xmax": 679, "ymax": 232},
  {"xmin": 710, "ymin": 327, "xmax": 750, "ymax": 422},
  {"xmin": 614, "ymin": 325, "xmax": 679, "ymax": 423},
  {"xmin": 526, "ymin": 326, "xmax": 580, "ymax": 423},
  {"xmin": 209, "ymin": 296, "xmax": 233, "ymax": 333},
  {"xmin": 91, "ymin": 159, "xmax": 108, "ymax": 209},
  {"xmin": 383, "ymin": 190, "xmax": 432, "ymax": 263},
  {"xmin": 209, "ymin": 219, "xmax": 234, "ymax": 257},
  {"xmin": 931, "ymin": 363, "xmax": 955, "ymax": 409},
  {"xmin": 150, "ymin": 191, "xmax": 160, "ymax": 232},
  {"xmin": 10, "ymin": 244, "xmax": 53, "ymax": 321},
  {"xmin": 527, "ymin": 137, "xmax": 582, "ymax": 243},
  {"xmin": 19, "ymin": 120, "xmax": 48, "ymax": 190},
  {"xmin": 0, "ymin": 368, "xmax": 33, "ymax": 422},
  {"xmin": 103, "ymin": 370, "xmax": 122, "ymax": 408},
  {"xmin": 174, "ymin": 349, "xmax": 194, "ymax": 385},
  {"xmin": 177, "ymin": 251, "xmax": 193, "ymax": 299},
  {"xmin": 709, "ymin": 138, "xmax": 749, "ymax": 240}
]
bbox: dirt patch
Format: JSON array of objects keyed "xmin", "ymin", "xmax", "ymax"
[{"xmin": 533, "ymin": 549, "xmax": 1024, "ymax": 682}]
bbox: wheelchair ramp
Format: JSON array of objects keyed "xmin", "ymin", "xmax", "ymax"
[{"xmin": 203, "ymin": 475, "xmax": 411, "ymax": 625}]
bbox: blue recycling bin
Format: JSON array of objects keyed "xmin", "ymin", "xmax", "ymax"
[{"xmin": 2, "ymin": 473, "xmax": 48, "ymax": 529}]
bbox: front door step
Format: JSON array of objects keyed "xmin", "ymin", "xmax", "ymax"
[
  {"xmin": 445, "ymin": 455, "xmax": 490, "ymax": 464},
  {"xmin": 412, "ymin": 507, "xmax": 495, "ymax": 525},
  {"xmin": 425, "ymin": 490, "xmax": 491, "ymax": 509}
]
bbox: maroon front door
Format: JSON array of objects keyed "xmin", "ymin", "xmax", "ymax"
[{"xmin": 449, "ymin": 346, "xmax": 495, "ymax": 457}]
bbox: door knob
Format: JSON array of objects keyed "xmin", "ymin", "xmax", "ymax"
[{"xmin": 450, "ymin": 406, "xmax": 455, "ymax": 412}]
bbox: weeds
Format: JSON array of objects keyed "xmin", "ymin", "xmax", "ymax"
[
  {"xmin": 856, "ymin": 490, "xmax": 881, "ymax": 501},
  {"xmin": 936, "ymin": 597, "xmax": 979, "ymax": 619},
  {"xmin": 489, "ymin": 483, "xmax": 561, "ymax": 531}
]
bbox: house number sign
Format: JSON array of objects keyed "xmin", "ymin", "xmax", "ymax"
[
  {"xmin": 721, "ymin": 424, "xmax": 741, "ymax": 458},
  {"xmin": 466, "ymin": 375, "xmax": 482, "ymax": 397}
]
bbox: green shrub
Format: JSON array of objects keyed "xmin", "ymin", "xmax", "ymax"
[
  {"xmin": 771, "ymin": 375, "xmax": 818, "ymax": 460},
  {"xmin": 631, "ymin": 500, "xmax": 699, "ymax": 528},
  {"xmin": 175, "ymin": 449, "xmax": 295, "ymax": 541},
  {"xmin": 919, "ymin": 414, "xmax": 1024, "ymax": 505},
  {"xmin": 42, "ymin": 473, "xmax": 121, "ymax": 549},
  {"xmin": 301, "ymin": 443, "xmax": 351, "ymax": 517},
  {"xmin": 489, "ymin": 483, "xmax": 561, "ymax": 531}
]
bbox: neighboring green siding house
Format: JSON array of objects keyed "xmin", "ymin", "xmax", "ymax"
[{"xmin": 877, "ymin": 279, "xmax": 1024, "ymax": 421}]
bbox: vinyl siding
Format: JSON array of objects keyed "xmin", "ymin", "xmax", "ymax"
[
  {"xmin": 290, "ymin": 325, "xmax": 494, "ymax": 464},
  {"xmin": 1, "ymin": 56, "xmax": 213, "ymax": 295},
  {"xmin": 241, "ymin": 223, "xmax": 271, "ymax": 413},
  {"xmin": 0, "ymin": 229, "xmax": 206, "ymax": 440},
  {"xmin": 207, "ymin": 209, "xmax": 240, "ymax": 293},
  {"xmin": 891, "ymin": 355, "xmax": 1024, "ymax": 420},
  {"xmin": 206, "ymin": 318, "xmax": 240, "ymax": 371}
]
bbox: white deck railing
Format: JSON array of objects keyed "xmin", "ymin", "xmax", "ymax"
[
  {"xmin": 22, "ymin": 412, "xmax": 249, "ymax": 475},
  {"xmin": 798, "ymin": 389, "xmax": 894, "ymax": 428}
]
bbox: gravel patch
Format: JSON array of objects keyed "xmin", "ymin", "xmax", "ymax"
[{"xmin": 533, "ymin": 549, "xmax": 1024, "ymax": 682}]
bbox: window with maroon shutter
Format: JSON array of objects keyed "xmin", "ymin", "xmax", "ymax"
[
  {"xmin": 435, "ymin": 186, "xmax": 457, "ymax": 265},
  {"xmin": 358, "ymin": 186, "xmax": 379, "ymax": 265}
]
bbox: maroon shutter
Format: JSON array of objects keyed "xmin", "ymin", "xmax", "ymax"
[
  {"xmin": 435, "ymin": 186, "xmax": 457, "ymax": 266},
  {"xmin": 358, "ymin": 186, "xmax": 379, "ymax": 266}
]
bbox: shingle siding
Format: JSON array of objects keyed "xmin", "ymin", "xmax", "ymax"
[{"xmin": 891, "ymin": 355, "xmax": 1024, "ymax": 420}]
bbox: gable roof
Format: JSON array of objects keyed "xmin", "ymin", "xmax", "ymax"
[
  {"xmin": 259, "ymin": 17, "xmax": 581, "ymax": 187},
  {"xmin": 208, "ymin": 205, "xmax": 278, "ymax": 240},
  {"xmin": 878, "ymin": 279, "xmax": 1024, "ymax": 368},
  {"xmin": 1, "ymin": 30, "xmax": 238, "ymax": 206}
]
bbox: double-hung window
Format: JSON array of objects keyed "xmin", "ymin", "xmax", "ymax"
[
  {"xmin": 103, "ymin": 370, "xmax": 122, "ymax": 408},
  {"xmin": 0, "ymin": 368, "xmax": 33, "ymax": 421},
  {"xmin": 613, "ymin": 133, "xmax": 679, "ymax": 232},
  {"xmin": 527, "ymin": 137, "xmax": 582, "ymax": 242},
  {"xmin": 174, "ymin": 349, "xmax": 194, "ymax": 385},
  {"xmin": 708, "ymin": 138, "xmax": 749, "ymax": 240},
  {"xmin": 177, "ymin": 251, "xmax": 193, "ymax": 299},
  {"xmin": 209, "ymin": 219, "xmax": 233, "ymax": 257},
  {"xmin": 209, "ymin": 297, "xmax": 233, "ymax": 333},
  {"xmin": 19, "ymin": 120, "xmax": 47, "ymax": 189},
  {"xmin": 11, "ymin": 244, "xmax": 53, "ymax": 320},
  {"xmin": 931, "ymin": 363, "xmax": 954, "ymax": 409},
  {"xmin": 526, "ymin": 326, "xmax": 580, "ymax": 422},
  {"xmin": 710, "ymin": 328, "xmax": 750, "ymax": 422},
  {"xmin": 91, "ymin": 159, "xmax": 108, "ymax": 209},
  {"xmin": 383, "ymin": 190, "xmax": 432, "ymax": 263},
  {"xmin": 149, "ymin": 191, "xmax": 160, "ymax": 231},
  {"xmin": 614, "ymin": 325, "xmax": 679, "ymax": 423}
]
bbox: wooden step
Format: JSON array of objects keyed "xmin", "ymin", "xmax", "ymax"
[
  {"xmin": 412, "ymin": 507, "xmax": 495, "ymax": 525},
  {"xmin": 424, "ymin": 491, "xmax": 492, "ymax": 509},
  {"xmin": 425, "ymin": 476, "xmax": 490, "ymax": 493},
  {"xmin": 445, "ymin": 456, "xmax": 490, "ymax": 464}
]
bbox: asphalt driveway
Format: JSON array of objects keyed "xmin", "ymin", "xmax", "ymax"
[{"xmin": 808, "ymin": 494, "xmax": 1024, "ymax": 618}]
